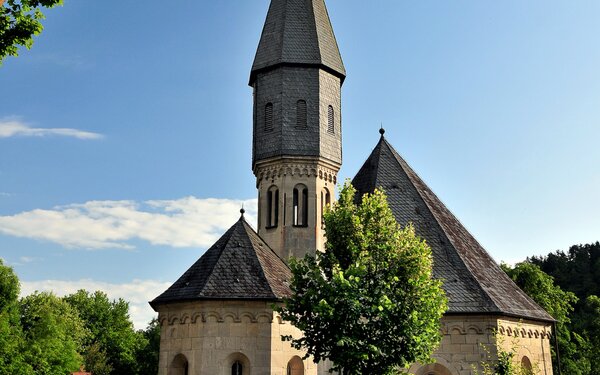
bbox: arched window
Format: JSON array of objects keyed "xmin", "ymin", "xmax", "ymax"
[
  {"xmin": 266, "ymin": 186, "xmax": 279, "ymax": 228},
  {"xmin": 265, "ymin": 102, "xmax": 273, "ymax": 131},
  {"xmin": 226, "ymin": 353, "xmax": 250, "ymax": 375},
  {"xmin": 232, "ymin": 361, "xmax": 243, "ymax": 375},
  {"xmin": 414, "ymin": 363, "xmax": 454, "ymax": 375},
  {"xmin": 296, "ymin": 100, "xmax": 307, "ymax": 128},
  {"xmin": 293, "ymin": 184, "xmax": 308, "ymax": 227},
  {"xmin": 327, "ymin": 105, "xmax": 334, "ymax": 134},
  {"xmin": 287, "ymin": 356, "xmax": 304, "ymax": 375},
  {"xmin": 170, "ymin": 353, "xmax": 189, "ymax": 375},
  {"xmin": 521, "ymin": 356, "xmax": 533, "ymax": 375},
  {"xmin": 321, "ymin": 188, "xmax": 331, "ymax": 228}
]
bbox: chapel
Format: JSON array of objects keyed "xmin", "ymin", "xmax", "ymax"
[{"xmin": 150, "ymin": 1, "xmax": 555, "ymax": 374}]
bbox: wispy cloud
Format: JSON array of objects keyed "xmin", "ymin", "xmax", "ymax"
[
  {"xmin": 0, "ymin": 197, "xmax": 258, "ymax": 250},
  {"xmin": 20, "ymin": 279, "xmax": 171, "ymax": 329},
  {"xmin": 0, "ymin": 192, "xmax": 11, "ymax": 197},
  {"xmin": 0, "ymin": 118, "xmax": 103, "ymax": 140}
]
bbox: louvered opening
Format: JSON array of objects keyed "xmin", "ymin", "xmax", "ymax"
[
  {"xmin": 296, "ymin": 100, "xmax": 307, "ymax": 128},
  {"xmin": 327, "ymin": 105, "xmax": 334, "ymax": 134},
  {"xmin": 265, "ymin": 102, "xmax": 273, "ymax": 131}
]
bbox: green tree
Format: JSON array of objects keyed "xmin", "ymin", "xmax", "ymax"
[
  {"xmin": 0, "ymin": 0, "xmax": 63, "ymax": 64},
  {"xmin": 502, "ymin": 262, "xmax": 590, "ymax": 375},
  {"xmin": 135, "ymin": 318, "xmax": 161, "ymax": 375},
  {"xmin": 278, "ymin": 182, "xmax": 447, "ymax": 375},
  {"xmin": 64, "ymin": 290, "xmax": 142, "ymax": 375},
  {"xmin": 0, "ymin": 259, "xmax": 30, "ymax": 375},
  {"xmin": 576, "ymin": 295, "xmax": 600, "ymax": 375},
  {"xmin": 20, "ymin": 291, "xmax": 86, "ymax": 375},
  {"xmin": 83, "ymin": 342, "xmax": 113, "ymax": 375}
]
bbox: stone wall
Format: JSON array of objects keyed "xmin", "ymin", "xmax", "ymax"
[
  {"xmin": 410, "ymin": 315, "xmax": 554, "ymax": 375},
  {"xmin": 156, "ymin": 300, "xmax": 315, "ymax": 375}
]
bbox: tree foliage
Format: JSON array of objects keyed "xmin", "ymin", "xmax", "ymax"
[
  {"xmin": 525, "ymin": 242, "xmax": 600, "ymax": 375},
  {"xmin": 0, "ymin": 259, "xmax": 30, "ymax": 375},
  {"xmin": 63, "ymin": 290, "xmax": 145, "ymax": 375},
  {"xmin": 0, "ymin": 0, "xmax": 63, "ymax": 64},
  {"xmin": 278, "ymin": 182, "xmax": 447, "ymax": 375},
  {"xmin": 20, "ymin": 291, "xmax": 86, "ymax": 375},
  {"xmin": 502, "ymin": 262, "xmax": 590, "ymax": 374},
  {"xmin": 0, "ymin": 263, "xmax": 160, "ymax": 375}
]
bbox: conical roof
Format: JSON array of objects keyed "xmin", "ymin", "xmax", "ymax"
[
  {"xmin": 150, "ymin": 215, "xmax": 291, "ymax": 308},
  {"xmin": 249, "ymin": 0, "xmax": 346, "ymax": 84},
  {"xmin": 352, "ymin": 134, "xmax": 554, "ymax": 322}
]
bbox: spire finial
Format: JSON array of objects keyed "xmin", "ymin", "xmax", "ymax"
[
  {"xmin": 240, "ymin": 204, "xmax": 245, "ymax": 218},
  {"xmin": 379, "ymin": 123, "xmax": 385, "ymax": 136}
]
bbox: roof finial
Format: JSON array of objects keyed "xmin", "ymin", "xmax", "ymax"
[
  {"xmin": 379, "ymin": 123, "xmax": 385, "ymax": 136},
  {"xmin": 240, "ymin": 204, "xmax": 246, "ymax": 218}
]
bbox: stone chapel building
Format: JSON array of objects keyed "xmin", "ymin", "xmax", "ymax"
[{"xmin": 150, "ymin": 0, "xmax": 556, "ymax": 374}]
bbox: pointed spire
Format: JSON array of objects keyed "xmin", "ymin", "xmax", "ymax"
[{"xmin": 250, "ymin": 0, "xmax": 346, "ymax": 84}]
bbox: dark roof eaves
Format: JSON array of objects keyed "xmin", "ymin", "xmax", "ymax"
[
  {"xmin": 443, "ymin": 310, "xmax": 556, "ymax": 324},
  {"xmin": 249, "ymin": 62, "xmax": 346, "ymax": 86},
  {"xmin": 150, "ymin": 295, "xmax": 282, "ymax": 310}
]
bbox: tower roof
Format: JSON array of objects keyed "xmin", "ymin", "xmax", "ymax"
[
  {"xmin": 352, "ymin": 134, "xmax": 554, "ymax": 322},
  {"xmin": 150, "ymin": 215, "xmax": 291, "ymax": 309},
  {"xmin": 249, "ymin": 0, "xmax": 346, "ymax": 85}
]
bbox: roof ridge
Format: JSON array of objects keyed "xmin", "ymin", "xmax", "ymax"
[
  {"xmin": 242, "ymin": 220, "xmax": 282, "ymax": 299},
  {"xmin": 379, "ymin": 139, "xmax": 500, "ymax": 312},
  {"xmin": 198, "ymin": 220, "xmax": 251, "ymax": 297},
  {"xmin": 373, "ymin": 138, "xmax": 553, "ymax": 321}
]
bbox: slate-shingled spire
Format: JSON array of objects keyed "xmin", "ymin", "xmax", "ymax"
[
  {"xmin": 250, "ymin": 0, "xmax": 346, "ymax": 85},
  {"xmin": 352, "ymin": 134, "xmax": 554, "ymax": 322},
  {"xmin": 150, "ymin": 216, "xmax": 291, "ymax": 308}
]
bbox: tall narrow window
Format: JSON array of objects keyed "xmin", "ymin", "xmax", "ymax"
[
  {"xmin": 327, "ymin": 105, "xmax": 334, "ymax": 134},
  {"xmin": 296, "ymin": 100, "xmax": 307, "ymax": 128},
  {"xmin": 265, "ymin": 102, "xmax": 273, "ymax": 131},
  {"xmin": 293, "ymin": 184, "xmax": 308, "ymax": 227},
  {"xmin": 321, "ymin": 188, "xmax": 331, "ymax": 228},
  {"xmin": 266, "ymin": 186, "xmax": 279, "ymax": 228},
  {"xmin": 232, "ymin": 361, "xmax": 243, "ymax": 375}
]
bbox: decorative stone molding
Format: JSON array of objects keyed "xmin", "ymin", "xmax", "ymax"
[
  {"xmin": 255, "ymin": 162, "xmax": 337, "ymax": 185},
  {"xmin": 159, "ymin": 310, "xmax": 277, "ymax": 326}
]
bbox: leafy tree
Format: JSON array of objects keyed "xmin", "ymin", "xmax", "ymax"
[
  {"xmin": 502, "ymin": 262, "xmax": 590, "ymax": 375},
  {"xmin": 278, "ymin": 182, "xmax": 447, "ymax": 375},
  {"xmin": 575, "ymin": 295, "xmax": 600, "ymax": 375},
  {"xmin": 135, "ymin": 318, "xmax": 161, "ymax": 375},
  {"xmin": 0, "ymin": 259, "xmax": 30, "ymax": 375},
  {"xmin": 64, "ymin": 290, "xmax": 142, "ymax": 374},
  {"xmin": 20, "ymin": 291, "xmax": 86, "ymax": 375},
  {"xmin": 0, "ymin": 0, "xmax": 63, "ymax": 64},
  {"xmin": 83, "ymin": 342, "xmax": 113, "ymax": 375}
]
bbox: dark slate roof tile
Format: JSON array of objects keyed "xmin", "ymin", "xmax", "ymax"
[
  {"xmin": 150, "ymin": 216, "xmax": 291, "ymax": 308},
  {"xmin": 250, "ymin": 0, "xmax": 346, "ymax": 84},
  {"xmin": 352, "ymin": 135, "xmax": 554, "ymax": 322}
]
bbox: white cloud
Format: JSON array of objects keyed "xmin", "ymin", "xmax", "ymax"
[
  {"xmin": 20, "ymin": 279, "xmax": 171, "ymax": 330},
  {"xmin": 19, "ymin": 256, "xmax": 41, "ymax": 263},
  {"xmin": 0, "ymin": 197, "xmax": 258, "ymax": 250},
  {"xmin": 0, "ymin": 192, "xmax": 11, "ymax": 197},
  {"xmin": 0, "ymin": 118, "xmax": 103, "ymax": 140}
]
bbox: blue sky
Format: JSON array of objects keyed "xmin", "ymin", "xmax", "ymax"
[{"xmin": 1, "ymin": 0, "xmax": 599, "ymax": 328}]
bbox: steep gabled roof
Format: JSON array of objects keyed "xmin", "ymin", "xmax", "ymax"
[
  {"xmin": 352, "ymin": 133, "xmax": 554, "ymax": 322},
  {"xmin": 250, "ymin": 0, "xmax": 346, "ymax": 84},
  {"xmin": 150, "ymin": 215, "xmax": 291, "ymax": 309}
]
